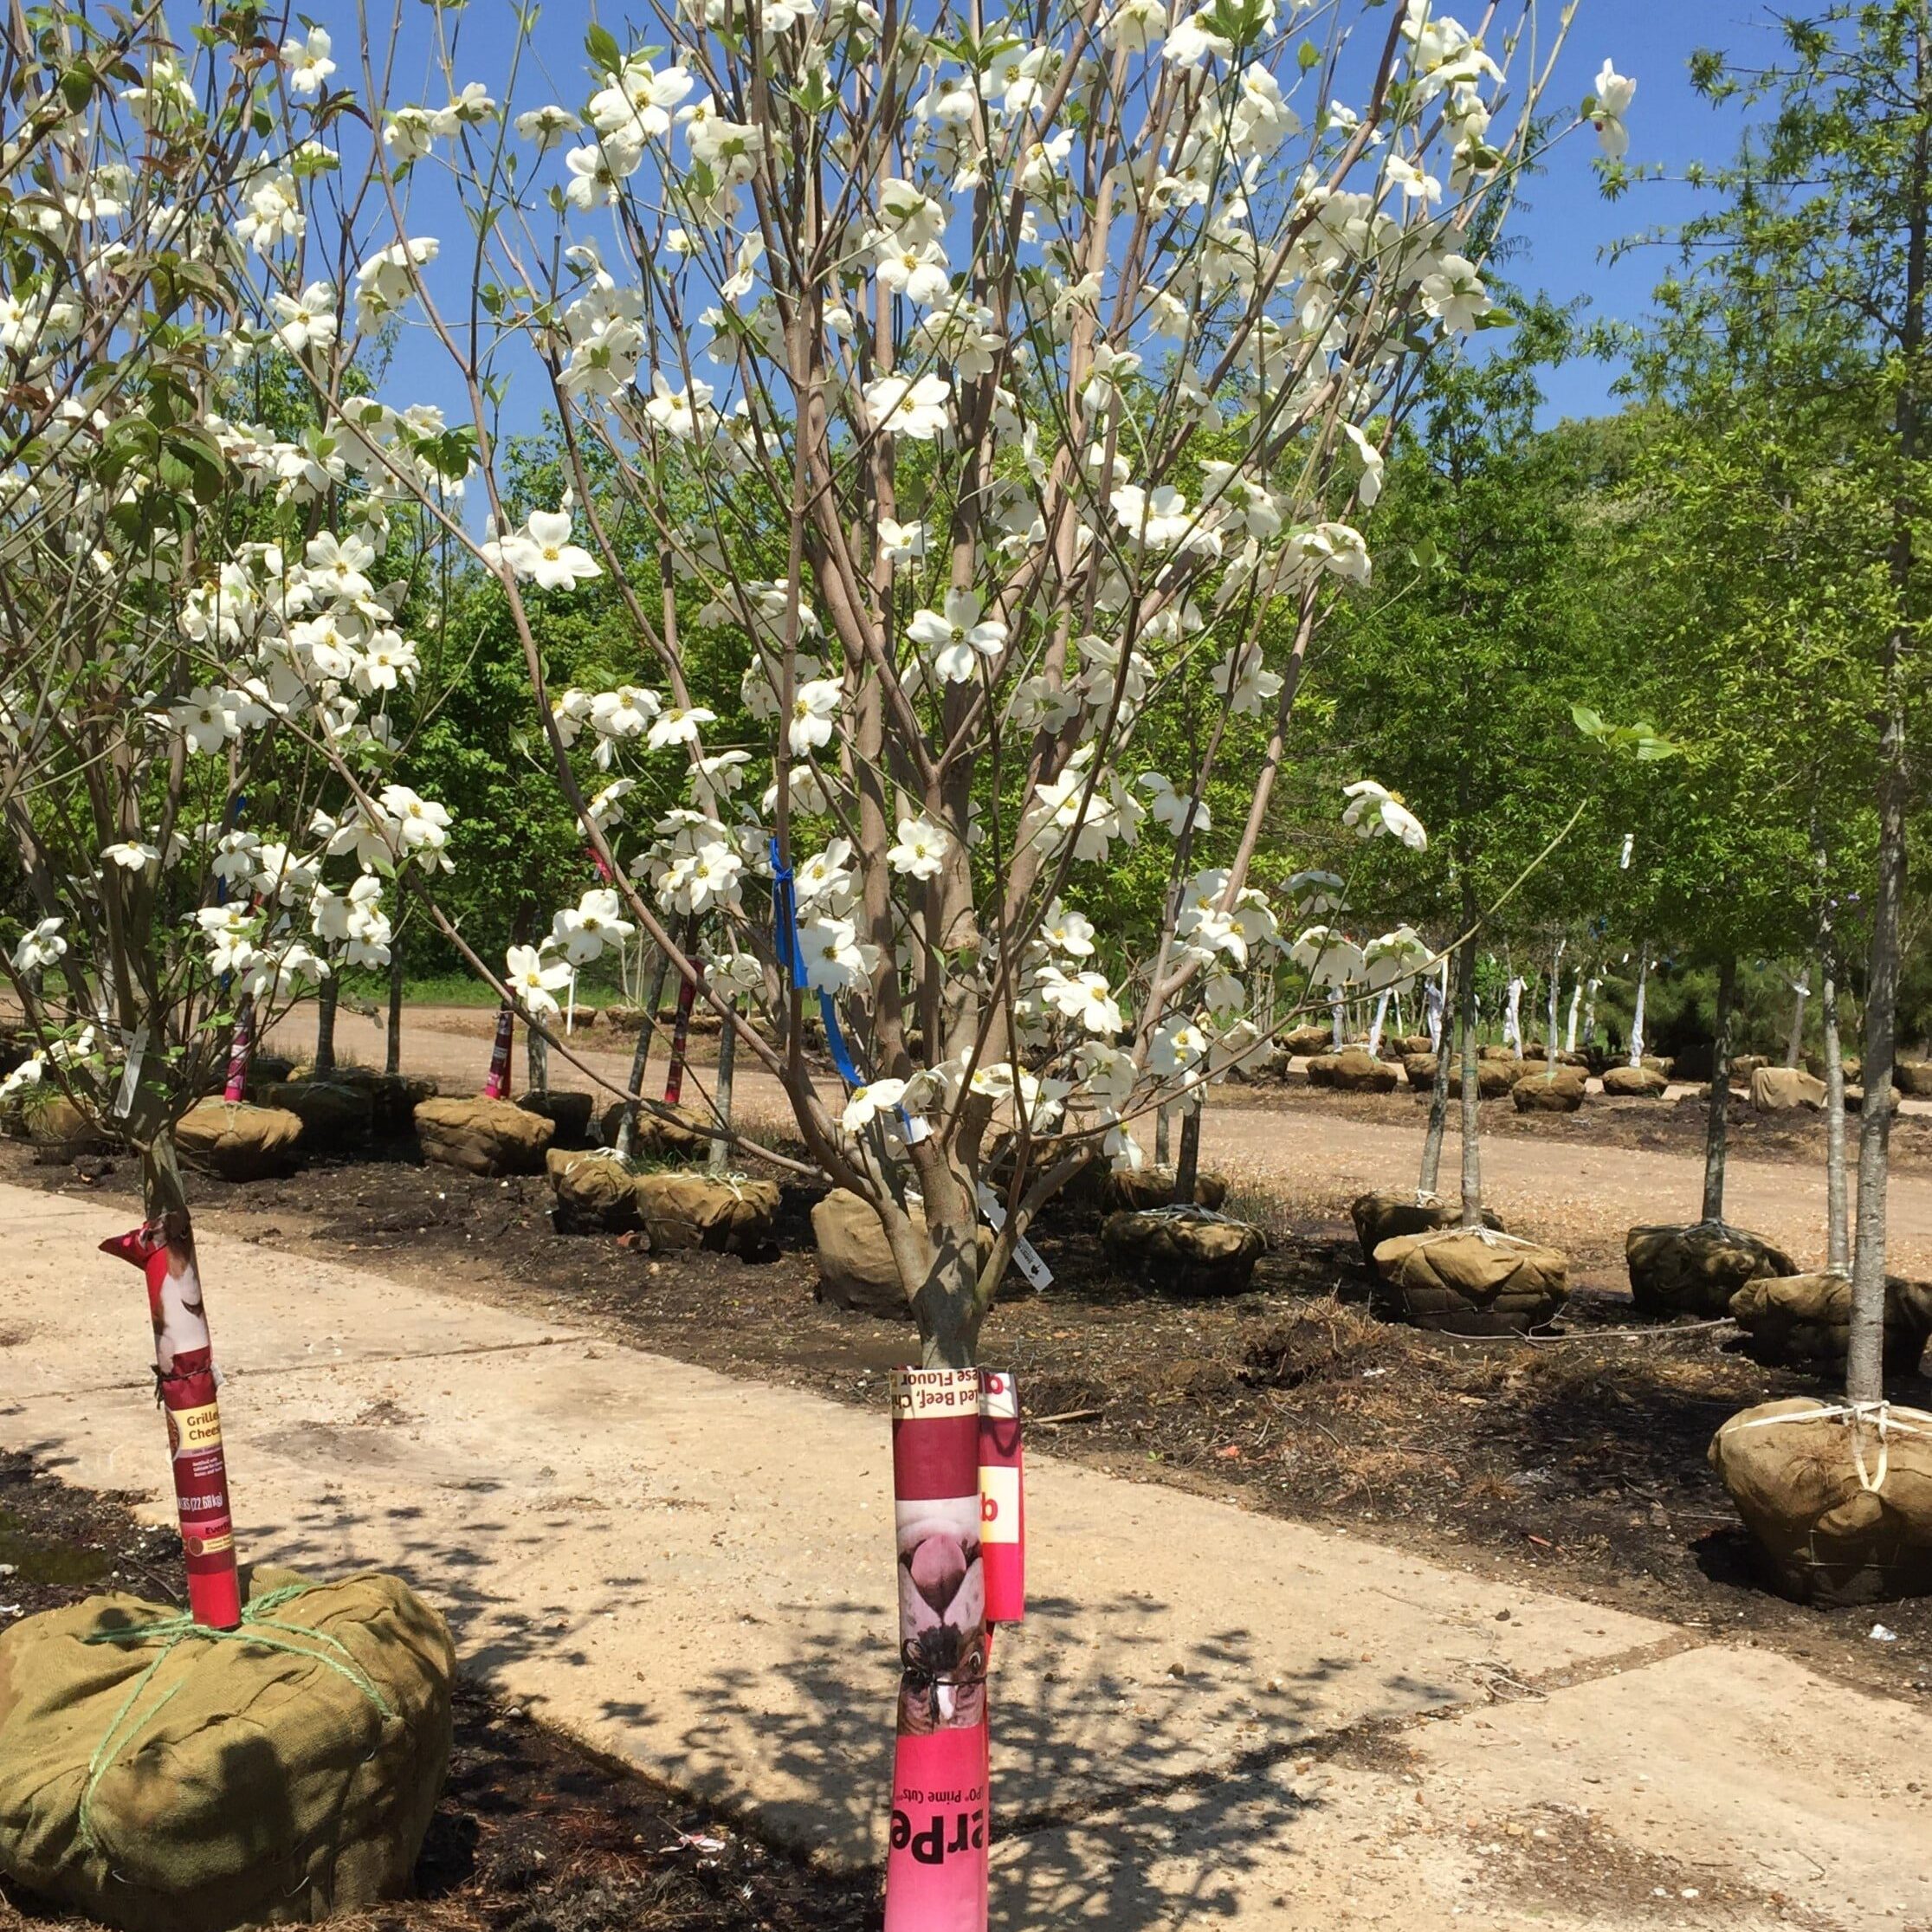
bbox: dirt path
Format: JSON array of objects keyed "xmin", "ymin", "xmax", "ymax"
[{"xmin": 277, "ymin": 1005, "xmax": 1932, "ymax": 1285}]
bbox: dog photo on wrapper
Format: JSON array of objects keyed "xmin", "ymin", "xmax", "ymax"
[{"xmin": 895, "ymin": 1496, "xmax": 987, "ymax": 1734}]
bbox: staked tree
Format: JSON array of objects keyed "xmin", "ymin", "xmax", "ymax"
[{"xmin": 1625, "ymin": 1, "xmax": 1929, "ymax": 1399}]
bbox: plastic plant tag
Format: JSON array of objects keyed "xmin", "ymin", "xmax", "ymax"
[
  {"xmin": 977, "ymin": 1371, "xmax": 1024, "ymax": 1626},
  {"xmin": 100, "ymin": 1218, "xmax": 242, "ymax": 1629},
  {"xmin": 973, "ymin": 1184, "xmax": 1053, "ymax": 1290},
  {"xmin": 885, "ymin": 1367, "xmax": 989, "ymax": 1932}
]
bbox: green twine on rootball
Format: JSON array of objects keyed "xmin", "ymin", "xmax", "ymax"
[{"xmin": 74, "ymin": 1581, "xmax": 395, "ymax": 1857}]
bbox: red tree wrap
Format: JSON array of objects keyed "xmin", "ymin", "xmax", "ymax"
[
  {"xmin": 100, "ymin": 1221, "xmax": 242, "ymax": 1630},
  {"xmin": 222, "ymin": 998, "xmax": 254, "ymax": 1103},
  {"xmin": 662, "ymin": 961, "xmax": 701, "ymax": 1106},
  {"xmin": 977, "ymin": 1372, "xmax": 1024, "ymax": 1626},
  {"xmin": 482, "ymin": 1003, "xmax": 515, "ymax": 1099},
  {"xmin": 885, "ymin": 1368, "xmax": 989, "ymax": 1932}
]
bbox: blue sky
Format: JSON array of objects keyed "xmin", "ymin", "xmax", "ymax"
[{"xmin": 1509, "ymin": 0, "xmax": 1777, "ymax": 422}]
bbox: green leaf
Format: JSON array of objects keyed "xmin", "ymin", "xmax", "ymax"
[{"xmin": 585, "ymin": 23, "xmax": 622, "ymax": 74}]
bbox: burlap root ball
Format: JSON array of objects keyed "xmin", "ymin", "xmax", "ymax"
[
  {"xmin": 1709, "ymin": 1399, "xmax": 1932, "ymax": 1605},
  {"xmin": 1625, "ymin": 1220, "xmax": 1796, "ymax": 1320},
  {"xmin": 634, "ymin": 1171, "xmax": 779, "ymax": 1255},
  {"xmin": 1751, "ymin": 1065, "xmax": 1826, "ymax": 1112},
  {"xmin": 413, "ymin": 1095, "xmax": 554, "ymax": 1176},
  {"xmin": 254, "ymin": 1080, "xmax": 373, "ymax": 1153},
  {"xmin": 809, "ymin": 1189, "xmax": 993, "ymax": 1318},
  {"xmin": 175, "ymin": 1100, "xmax": 304, "ymax": 1181},
  {"xmin": 1349, "ymin": 1191, "xmax": 1502, "ymax": 1278},
  {"xmin": 1729, "ymin": 1273, "xmax": 1932, "ymax": 1376},
  {"xmin": 0, "ymin": 1566, "xmax": 453, "ymax": 1932},
  {"xmin": 25, "ymin": 1095, "xmax": 111, "ymax": 1164},
  {"xmin": 516, "ymin": 1089, "xmax": 595, "ymax": 1147},
  {"xmin": 546, "ymin": 1147, "xmax": 641, "ymax": 1234},
  {"xmin": 1513, "ymin": 1068, "xmax": 1587, "ymax": 1114},
  {"xmin": 595, "ymin": 1100, "xmax": 714, "ymax": 1159},
  {"xmin": 1305, "ymin": 1048, "xmax": 1399, "ymax": 1095},
  {"xmin": 1100, "ymin": 1207, "xmax": 1265, "ymax": 1296},
  {"xmin": 1282, "ymin": 1024, "xmax": 1335, "ymax": 1057},
  {"xmin": 1373, "ymin": 1229, "xmax": 1567, "ymax": 1335},
  {"xmin": 1601, "ymin": 1063, "xmax": 1670, "ymax": 1099}
]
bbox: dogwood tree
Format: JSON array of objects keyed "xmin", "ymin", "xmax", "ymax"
[
  {"xmin": 239, "ymin": 0, "xmax": 1625, "ymax": 1367},
  {"xmin": 0, "ymin": 12, "xmax": 459, "ymax": 1222}
]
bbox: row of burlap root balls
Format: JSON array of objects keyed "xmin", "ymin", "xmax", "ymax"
[
  {"xmin": 0, "ymin": 1567, "xmax": 454, "ymax": 1932},
  {"xmin": 1341, "ymin": 1196, "xmax": 1932, "ymax": 1606}
]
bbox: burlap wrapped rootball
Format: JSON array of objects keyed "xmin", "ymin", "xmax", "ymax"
[
  {"xmin": 595, "ymin": 1100, "xmax": 714, "ymax": 1159},
  {"xmin": 546, "ymin": 1147, "xmax": 640, "ymax": 1234},
  {"xmin": 413, "ymin": 1095, "xmax": 554, "ymax": 1175},
  {"xmin": 1349, "ymin": 1191, "xmax": 1502, "ymax": 1277},
  {"xmin": 516, "ymin": 1089, "xmax": 595, "ymax": 1146},
  {"xmin": 26, "ymin": 1095, "xmax": 109, "ymax": 1163},
  {"xmin": 1709, "ymin": 1399, "xmax": 1932, "ymax": 1605},
  {"xmin": 1751, "ymin": 1064, "xmax": 1825, "ymax": 1112},
  {"xmin": 635, "ymin": 1171, "xmax": 779, "ymax": 1255},
  {"xmin": 254, "ymin": 1080, "xmax": 373, "ymax": 1152},
  {"xmin": 0, "ymin": 1566, "xmax": 453, "ymax": 1932},
  {"xmin": 1513, "ymin": 1068, "xmax": 1586, "ymax": 1114},
  {"xmin": 1600, "ymin": 1063, "xmax": 1669, "ymax": 1098},
  {"xmin": 175, "ymin": 1099, "xmax": 304, "ymax": 1181},
  {"xmin": 1100, "ymin": 1166, "xmax": 1229, "ymax": 1213},
  {"xmin": 1101, "ymin": 1206, "xmax": 1264, "ymax": 1296},
  {"xmin": 1373, "ymin": 1228, "xmax": 1567, "ymax": 1334},
  {"xmin": 1401, "ymin": 1055, "xmax": 1517, "ymax": 1099},
  {"xmin": 1729, "ymin": 1272, "xmax": 1932, "ymax": 1376},
  {"xmin": 1625, "ymin": 1220, "xmax": 1795, "ymax": 1320},
  {"xmin": 1282, "ymin": 1024, "xmax": 1334, "ymax": 1057},
  {"xmin": 1305, "ymin": 1047, "xmax": 1399, "ymax": 1094},
  {"xmin": 810, "ymin": 1188, "xmax": 993, "ymax": 1317}
]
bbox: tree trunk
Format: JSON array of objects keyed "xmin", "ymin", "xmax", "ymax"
[
  {"xmin": 143, "ymin": 1118, "xmax": 191, "ymax": 1225},
  {"xmin": 313, "ymin": 974, "xmax": 339, "ymax": 1074},
  {"xmin": 1701, "ymin": 953, "xmax": 1736, "ymax": 1225},
  {"xmin": 1849, "ymin": 9, "xmax": 1924, "ymax": 1406},
  {"xmin": 1784, "ymin": 975, "xmax": 1808, "ymax": 1068},
  {"xmin": 526, "ymin": 1019, "xmax": 548, "ymax": 1096},
  {"xmin": 1565, "ymin": 975, "xmax": 1583, "ymax": 1054},
  {"xmin": 909, "ymin": 1222, "xmax": 985, "ymax": 1369},
  {"xmin": 1851, "ymin": 695, "xmax": 1908, "ymax": 1402},
  {"xmin": 1457, "ymin": 899, "xmax": 1483, "ymax": 1231},
  {"xmin": 615, "ymin": 947, "xmax": 672, "ymax": 1160},
  {"xmin": 1823, "ymin": 962, "xmax": 1851, "ymax": 1276},
  {"xmin": 1418, "ymin": 953, "xmax": 1455, "ymax": 1198},
  {"xmin": 1545, "ymin": 949, "xmax": 1563, "ymax": 1075},
  {"xmin": 1328, "ymin": 992, "xmax": 1345, "ymax": 1050},
  {"xmin": 1581, "ymin": 975, "xmax": 1599, "ymax": 1055},
  {"xmin": 1173, "ymin": 1104, "xmax": 1201, "ymax": 1205},
  {"xmin": 708, "ymin": 998, "xmax": 738, "ymax": 1175},
  {"xmin": 1628, "ymin": 944, "xmax": 1650, "ymax": 1066},
  {"xmin": 385, "ymin": 934, "xmax": 404, "ymax": 1077},
  {"xmin": 1366, "ymin": 990, "xmax": 1391, "ymax": 1058},
  {"xmin": 1153, "ymin": 1104, "xmax": 1170, "ymax": 1166}
]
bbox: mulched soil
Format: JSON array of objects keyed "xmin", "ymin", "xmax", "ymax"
[
  {"xmin": 8, "ymin": 1128, "xmax": 1929, "ymax": 1712},
  {"xmin": 0, "ymin": 1446, "xmax": 875, "ymax": 1932}
]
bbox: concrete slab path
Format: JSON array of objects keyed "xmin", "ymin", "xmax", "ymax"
[{"xmin": 3, "ymin": 1181, "xmax": 1924, "ymax": 1929}]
